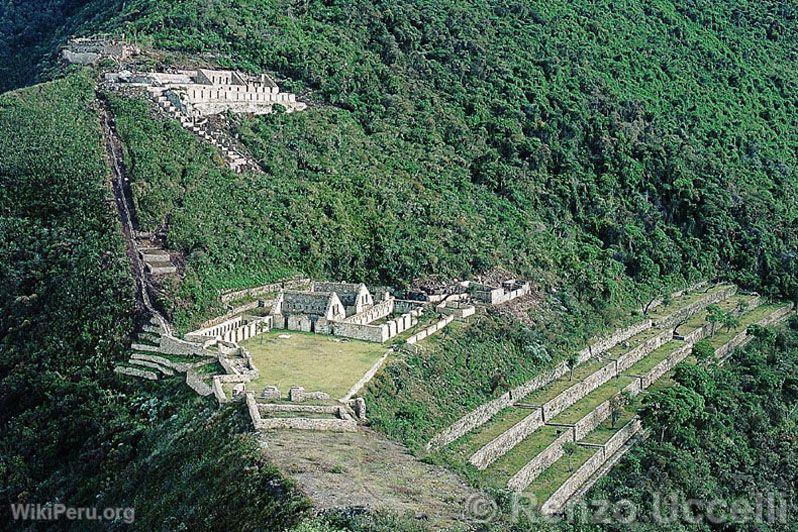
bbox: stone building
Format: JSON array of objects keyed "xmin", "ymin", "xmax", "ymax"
[
  {"xmin": 106, "ymin": 68, "xmax": 306, "ymax": 116},
  {"xmin": 270, "ymin": 282, "xmax": 421, "ymax": 342}
]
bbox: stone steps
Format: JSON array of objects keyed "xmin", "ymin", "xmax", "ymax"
[
  {"xmin": 115, "ymin": 365, "xmax": 158, "ymax": 381},
  {"xmin": 460, "ymin": 286, "xmax": 739, "ymax": 473},
  {"xmin": 129, "ymin": 358, "xmax": 175, "ymax": 376}
]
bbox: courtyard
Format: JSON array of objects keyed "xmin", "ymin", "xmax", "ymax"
[{"xmin": 240, "ymin": 331, "xmax": 387, "ymax": 399}]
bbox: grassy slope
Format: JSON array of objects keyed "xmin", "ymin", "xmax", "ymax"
[{"xmin": 0, "ymin": 74, "xmax": 310, "ymax": 529}]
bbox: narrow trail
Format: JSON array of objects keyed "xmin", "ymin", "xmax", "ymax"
[{"xmin": 99, "ymin": 95, "xmax": 172, "ymax": 336}]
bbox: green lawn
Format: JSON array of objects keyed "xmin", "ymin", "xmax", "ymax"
[
  {"xmin": 521, "ymin": 358, "xmax": 610, "ymax": 405},
  {"xmin": 524, "ymin": 444, "xmax": 598, "ymax": 506},
  {"xmin": 622, "ymin": 340, "xmax": 685, "ymax": 377},
  {"xmin": 551, "ymin": 376, "xmax": 635, "ymax": 425},
  {"xmin": 241, "ymin": 331, "xmax": 387, "ymax": 398}
]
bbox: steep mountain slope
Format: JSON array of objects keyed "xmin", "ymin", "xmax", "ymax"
[
  {"xmin": 2, "ymin": 0, "xmax": 798, "ymax": 529},
  {"xmin": 0, "ymin": 73, "xmax": 309, "ymax": 529}
]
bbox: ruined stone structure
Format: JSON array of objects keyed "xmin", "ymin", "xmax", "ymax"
[
  {"xmin": 271, "ymin": 282, "xmax": 421, "ymax": 343},
  {"xmin": 105, "ymin": 68, "xmax": 306, "ymax": 172},
  {"xmin": 61, "ymin": 35, "xmax": 139, "ymax": 65}
]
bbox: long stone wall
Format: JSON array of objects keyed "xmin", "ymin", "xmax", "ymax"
[
  {"xmin": 638, "ymin": 343, "xmax": 692, "ymax": 389},
  {"xmin": 614, "ymin": 328, "xmax": 674, "ymax": 373},
  {"xmin": 507, "ymin": 428, "xmax": 574, "ymax": 491},
  {"xmin": 426, "ymin": 363, "xmax": 570, "ymax": 452},
  {"xmin": 469, "ymin": 408, "xmax": 544, "ymax": 469},
  {"xmin": 715, "ymin": 304, "xmax": 794, "ymax": 361},
  {"xmin": 541, "ymin": 418, "xmax": 641, "ymax": 515},
  {"xmin": 342, "ymin": 298, "xmax": 395, "ymax": 325},
  {"xmin": 220, "ymin": 278, "xmax": 310, "ymax": 303},
  {"xmin": 332, "ymin": 321, "xmax": 388, "ymax": 343},
  {"xmin": 426, "ymin": 285, "xmax": 729, "ymax": 453},
  {"xmin": 653, "ymin": 285, "xmax": 737, "ymax": 329},
  {"xmin": 575, "ymin": 319, "xmax": 653, "ymax": 365},
  {"xmin": 255, "ymin": 417, "xmax": 358, "ymax": 432},
  {"xmin": 541, "ymin": 362, "xmax": 617, "ymax": 421},
  {"xmin": 406, "ymin": 315, "xmax": 455, "ymax": 345}
]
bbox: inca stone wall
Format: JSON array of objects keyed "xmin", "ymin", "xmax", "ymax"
[
  {"xmin": 637, "ymin": 343, "xmax": 692, "ymax": 388},
  {"xmin": 507, "ymin": 428, "xmax": 574, "ymax": 491},
  {"xmin": 653, "ymin": 285, "xmax": 737, "ymax": 328},
  {"xmin": 342, "ymin": 298, "xmax": 394, "ymax": 325},
  {"xmin": 255, "ymin": 417, "xmax": 358, "ymax": 432},
  {"xmin": 541, "ymin": 418, "xmax": 641, "ymax": 514},
  {"xmin": 541, "ymin": 447, "xmax": 607, "ymax": 514},
  {"xmin": 541, "ymin": 362, "xmax": 617, "ymax": 421},
  {"xmin": 406, "ymin": 314, "xmax": 455, "ymax": 344},
  {"xmin": 575, "ymin": 320, "xmax": 653, "ymax": 365},
  {"xmin": 614, "ymin": 328, "xmax": 673, "ymax": 372},
  {"xmin": 425, "ymin": 362, "xmax": 570, "ymax": 452},
  {"xmin": 469, "ymin": 408, "xmax": 544, "ymax": 469},
  {"xmin": 220, "ymin": 278, "xmax": 310, "ymax": 303}
]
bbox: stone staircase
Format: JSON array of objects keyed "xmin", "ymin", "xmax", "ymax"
[
  {"xmin": 134, "ymin": 233, "xmax": 177, "ymax": 275},
  {"xmin": 147, "ymin": 87, "xmax": 254, "ymax": 173},
  {"xmin": 114, "ymin": 315, "xmax": 219, "ymax": 392}
]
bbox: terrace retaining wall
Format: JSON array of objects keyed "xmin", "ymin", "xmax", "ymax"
[
  {"xmin": 507, "ymin": 428, "xmax": 574, "ymax": 491},
  {"xmin": 541, "ymin": 362, "xmax": 617, "ymax": 421},
  {"xmin": 469, "ymin": 408, "xmax": 544, "ymax": 469}
]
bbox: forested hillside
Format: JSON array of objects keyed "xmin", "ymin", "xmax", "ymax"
[
  {"xmin": 2, "ymin": 0, "xmax": 798, "ymax": 529},
  {"xmin": 0, "ymin": 74, "xmax": 309, "ymax": 529}
]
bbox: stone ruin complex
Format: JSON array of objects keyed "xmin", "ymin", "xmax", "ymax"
[
  {"xmin": 61, "ymin": 34, "xmax": 140, "ymax": 65},
  {"xmin": 115, "ymin": 275, "xmax": 534, "ymax": 435},
  {"xmin": 104, "ymin": 68, "xmax": 306, "ymax": 172}
]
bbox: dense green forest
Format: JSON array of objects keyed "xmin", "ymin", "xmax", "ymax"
[{"xmin": 2, "ymin": 0, "xmax": 798, "ymax": 529}]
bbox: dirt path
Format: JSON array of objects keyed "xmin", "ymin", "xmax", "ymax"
[{"xmin": 260, "ymin": 428, "xmax": 484, "ymax": 530}]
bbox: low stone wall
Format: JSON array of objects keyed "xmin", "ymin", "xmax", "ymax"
[
  {"xmin": 426, "ymin": 363, "xmax": 570, "ymax": 452},
  {"xmin": 645, "ymin": 281, "xmax": 709, "ymax": 313},
  {"xmin": 255, "ymin": 417, "xmax": 358, "ymax": 432},
  {"xmin": 159, "ymin": 335, "xmax": 215, "ymax": 356},
  {"xmin": 185, "ymin": 370, "xmax": 213, "ymax": 396},
  {"xmin": 342, "ymin": 298, "xmax": 395, "ymax": 325},
  {"xmin": 332, "ymin": 321, "xmax": 388, "ymax": 343},
  {"xmin": 341, "ymin": 350, "xmax": 391, "ymax": 401},
  {"xmin": 541, "ymin": 418, "xmax": 641, "ymax": 514},
  {"xmin": 603, "ymin": 418, "xmax": 642, "ymax": 458},
  {"xmin": 638, "ymin": 343, "xmax": 692, "ymax": 389},
  {"xmin": 406, "ymin": 315, "xmax": 455, "ymax": 345},
  {"xmin": 573, "ymin": 399, "xmax": 613, "ymax": 441},
  {"xmin": 220, "ymin": 278, "xmax": 310, "ymax": 303},
  {"xmin": 541, "ymin": 362, "xmax": 617, "ymax": 421},
  {"xmin": 715, "ymin": 305, "xmax": 794, "ymax": 361},
  {"xmin": 614, "ymin": 328, "xmax": 674, "ymax": 373},
  {"xmin": 653, "ymin": 285, "xmax": 737, "ymax": 329},
  {"xmin": 258, "ymin": 403, "xmax": 340, "ymax": 415},
  {"xmin": 288, "ymin": 386, "xmax": 331, "ymax": 402},
  {"xmin": 575, "ymin": 320, "xmax": 653, "ymax": 365},
  {"xmin": 469, "ymin": 408, "xmax": 544, "ymax": 469},
  {"xmin": 439, "ymin": 301, "xmax": 477, "ymax": 319},
  {"xmin": 541, "ymin": 446, "xmax": 607, "ymax": 514},
  {"xmin": 115, "ymin": 366, "xmax": 157, "ymax": 380},
  {"xmin": 507, "ymin": 428, "xmax": 574, "ymax": 492},
  {"xmin": 186, "ymin": 315, "xmax": 271, "ymax": 344}
]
